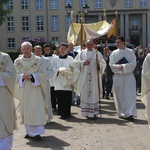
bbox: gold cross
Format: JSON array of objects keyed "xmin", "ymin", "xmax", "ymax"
[{"xmin": 24, "ymin": 67, "xmax": 29, "ymax": 73}]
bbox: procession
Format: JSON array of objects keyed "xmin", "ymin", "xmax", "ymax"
[
  {"xmin": 1, "ymin": 36, "xmax": 150, "ymax": 150},
  {"xmin": 1, "ymin": 0, "xmax": 150, "ymax": 150}
]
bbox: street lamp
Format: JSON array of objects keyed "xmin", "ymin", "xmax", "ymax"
[
  {"xmin": 115, "ymin": 10, "xmax": 118, "ymax": 18},
  {"xmin": 65, "ymin": 4, "xmax": 72, "ymax": 15},
  {"xmin": 103, "ymin": 9, "xmax": 106, "ymax": 20},
  {"xmin": 82, "ymin": 4, "xmax": 89, "ymax": 14},
  {"xmin": 115, "ymin": 10, "xmax": 118, "ymax": 36},
  {"xmin": 65, "ymin": 3, "xmax": 89, "ymax": 22},
  {"xmin": 65, "ymin": 3, "xmax": 90, "ymax": 44},
  {"xmin": 65, "ymin": 4, "xmax": 74, "ymax": 22},
  {"xmin": 103, "ymin": 9, "xmax": 107, "ymax": 47}
]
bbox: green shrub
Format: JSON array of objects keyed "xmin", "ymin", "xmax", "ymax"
[{"xmin": 7, "ymin": 51, "xmax": 20, "ymax": 62}]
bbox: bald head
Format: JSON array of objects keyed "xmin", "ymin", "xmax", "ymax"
[{"xmin": 85, "ymin": 39, "xmax": 94, "ymax": 51}]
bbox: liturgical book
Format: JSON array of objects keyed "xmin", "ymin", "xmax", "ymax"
[{"xmin": 116, "ymin": 57, "xmax": 128, "ymax": 64}]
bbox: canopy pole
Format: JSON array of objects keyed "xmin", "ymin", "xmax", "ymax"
[
  {"xmin": 79, "ymin": 11, "xmax": 84, "ymax": 50},
  {"xmin": 96, "ymin": 47, "xmax": 102, "ymax": 118}
]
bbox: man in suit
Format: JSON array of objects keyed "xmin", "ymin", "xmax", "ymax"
[
  {"xmin": 67, "ymin": 42, "xmax": 78, "ymax": 58},
  {"xmin": 102, "ymin": 47, "xmax": 113, "ymax": 99}
]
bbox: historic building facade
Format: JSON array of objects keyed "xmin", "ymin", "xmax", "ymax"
[{"xmin": 0, "ymin": 0, "xmax": 149, "ymax": 51}]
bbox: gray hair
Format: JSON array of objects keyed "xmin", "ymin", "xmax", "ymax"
[
  {"xmin": 85, "ymin": 39, "xmax": 94, "ymax": 45},
  {"xmin": 21, "ymin": 41, "xmax": 32, "ymax": 48}
]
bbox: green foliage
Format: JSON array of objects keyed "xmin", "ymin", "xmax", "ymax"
[
  {"xmin": 24, "ymin": 37, "xmax": 47, "ymax": 48},
  {"xmin": 51, "ymin": 42, "xmax": 57, "ymax": 51},
  {"xmin": 7, "ymin": 51, "xmax": 20, "ymax": 62},
  {"xmin": 24, "ymin": 37, "xmax": 57, "ymax": 52},
  {"xmin": 3, "ymin": 38, "xmax": 57, "ymax": 61},
  {"xmin": 0, "ymin": 0, "xmax": 11, "ymax": 26}
]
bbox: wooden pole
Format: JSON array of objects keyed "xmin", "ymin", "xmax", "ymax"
[
  {"xmin": 81, "ymin": 21, "xmax": 83, "ymax": 46},
  {"xmin": 95, "ymin": 44, "xmax": 101, "ymax": 117},
  {"xmin": 80, "ymin": 12, "xmax": 83, "ymax": 45},
  {"xmin": 115, "ymin": 10, "xmax": 118, "ymax": 36},
  {"xmin": 103, "ymin": 9, "xmax": 107, "ymax": 49},
  {"xmin": 79, "ymin": 11, "xmax": 84, "ymax": 51}
]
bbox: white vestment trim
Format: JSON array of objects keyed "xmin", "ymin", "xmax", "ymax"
[
  {"xmin": 0, "ymin": 76, "xmax": 6, "ymax": 86},
  {"xmin": 25, "ymin": 125, "xmax": 45, "ymax": 137},
  {"xmin": 18, "ymin": 73, "xmax": 40, "ymax": 87},
  {"xmin": 146, "ymin": 91, "xmax": 150, "ymax": 129},
  {"xmin": 31, "ymin": 73, "xmax": 40, "ymax": 86},
  {"xmin": 18, "ymin": 74, "xmax": 24, "ymax": 87},
  {"xmin": 0, "ymin": 135, "xmax": 13, "ymax": 150}
]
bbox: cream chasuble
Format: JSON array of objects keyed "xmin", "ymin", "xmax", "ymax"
[
  {"xmin": 141, "ymin": 53, "xmax": 150, "ymax": 129},
  {"xmin": 74, "ymin": 49, "xmax": 106, "ymax": 98},
  {"xmin": 0, "ymin": 52, "xmax": 17, "ymax": 139},
  {"xmin": 73, "ymin": 49, "xmax": 106, "ymax": 117},
  {"xmin": 14, "ymin": 53, "xmax": 47, "ymax": 125}
]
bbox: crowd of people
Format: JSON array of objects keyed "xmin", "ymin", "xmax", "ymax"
[{"xmin": 1, "ymin": 36, "xmax": 150, "ymax": 149}]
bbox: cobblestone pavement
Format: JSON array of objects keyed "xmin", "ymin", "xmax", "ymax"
[{"xmin": 12, "ymin": 95, "xmax": 150, "ymax": 150}]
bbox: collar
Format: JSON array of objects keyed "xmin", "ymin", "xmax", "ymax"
[
  {"xmin": 59, "ymin": 54, "xmax": 68, "ymax": 59},
  {"xmin": 68, "ymin": 51, "xmax": 73, "ymax": 53},
  {"xmin": 119, "ymin": 47, "xmax": 126, "ymax": 51},
  {"xmin": 44, "ymin": 53, "xmax": 52, "ymax": 57}
]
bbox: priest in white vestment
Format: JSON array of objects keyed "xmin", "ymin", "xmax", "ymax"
[
  {"xmin": 34, "ymin": 45, "xmax": 53, "ymax": 123},
  {"xmin": 14, "ymin": 42, "xmax": 47, "ymax": 140},
  {"xmin": 43, "ymin": 43, "xmax": 57, "ymax": 111},
  {"xmin": 0, "ymin": 51, "xmax": 17, "ymax": 149},
  {"xmin": 73, "ymin": 39, "xmax": 106, "ymax": 119},
  {"xmin": 109, "ymin": 36, "xmax": 137, "ymax": 121},
  {"xmin": 52, "ymin": 42, "xmax": 74, "ymax": 119},
  {"xmin": 141, "ymin": 53, "xmax": 150, "ymax": 129}
]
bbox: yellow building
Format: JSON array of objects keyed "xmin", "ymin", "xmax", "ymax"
[{"xmin": 0, "ymin": 0, "xmax": 149, "ymax": 51}]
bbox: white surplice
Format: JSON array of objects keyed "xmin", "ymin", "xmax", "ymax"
[
  {"xmin": 141, "ymin": 53, "xmax": 150, "ymax": 129},
  {"xmin": 73, "ymin": 49, "xmax": 106, "ymax": 117},
  {"xmin": 52, "ymin": 56, "xmax": 74, "ymax": 91},
  {"xmin": 109, "ymin": 47, "xmax": 137, "ymax": 118},
  {"xmin": 45, "ymin": 54, "xmax": 56, "ymax": 87},
  {"xmin": 41, "ymin": 56, "xmax": 53, "ymax": 123}
]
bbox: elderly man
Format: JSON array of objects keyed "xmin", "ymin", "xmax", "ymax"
[
  {"xmin": 109, "ymin": 36, "xmax": 137, "ymax": 121},
  {"xmin": 74, "ymin": 39, "xmax": 106, "ymax": 119},
  {"xmin": 14, "ymin": 42, "xmax": 47, "ymax": 140},
  {"xmin": 34, "ymin": 45, "xmax": 53, "ymax": 123},
  {"xmin": 0, "ymin": 51, "xmax": 17, "ymax": 149}
]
